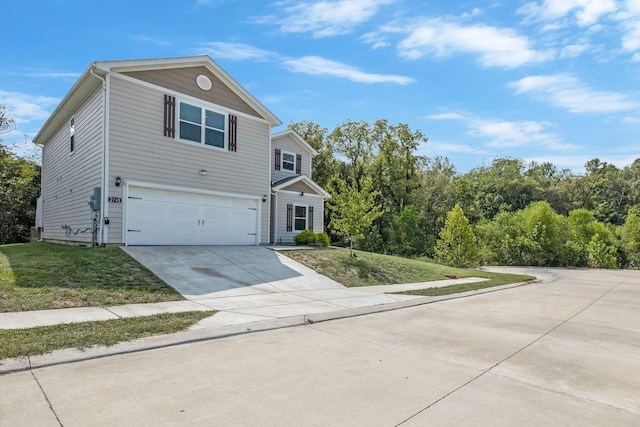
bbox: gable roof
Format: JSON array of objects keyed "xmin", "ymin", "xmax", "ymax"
[
  {"xmin": 271, "ymin": 129, "xmax": 318, "ymax": 157},
  {"xmin": 34, "ymin": 55, "xmax": 282, "ymax": 145},
  {"xmin": 272, "ymin": 175, "xmax": 330, "ymax": 198}
]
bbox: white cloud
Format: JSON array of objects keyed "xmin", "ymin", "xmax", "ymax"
[
  {"xmin": 616, "ymin": 0, "xmax": 640, "ymax": 56},
  {"xmin": 0, "ymin": 90, "xmax": 59, "ymax": 124},
  {"xmin": 265, "ymin": 0, "xmax": 393, "ymax": 38},
  {"xmin": 131, "ymin": 34, "xmax": 172, "ymax": 46},
  {"xmin": 426, "ymin": 110, "xmax": 575, "ymax": 150},
  {"xmin": 425, "ymin": 141, "xmax": 488, "ymax": 155},
  {"xmin": 283, "ymin": 56, "xmax": 414, "ymax": 84},
  {"xmin": 509, "ymin": 74, "xmax": 639, "ymax": 113},
  {"xmin": 425, "ymin": 112, "xmax": 467, "ymax": 120},
  {"xmin": 559, "ymin": 42, "xmax": 591, "ymax": 57},
  {"xmin": 394, "ymin": 18, "xmax": 551, "ymax": 68},
  {"xmin": 198, "ymin": 42, "xmax": 276, "ymax": 61},
  {"xmin": 518, "ymin": 0, "xmax": 618, "ymax": 27}
]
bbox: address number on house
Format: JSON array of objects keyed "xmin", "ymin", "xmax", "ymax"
[{"xmin": 108, "ymin": 197, "xmax": 122, "ymax": 203}]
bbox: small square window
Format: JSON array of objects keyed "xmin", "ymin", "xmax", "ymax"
[{"xmin": 282, "ymin": 152, "xmax": 295, "ymax": 171}]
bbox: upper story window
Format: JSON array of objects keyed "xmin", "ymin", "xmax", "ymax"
[
  {"xmin": 275, "ymin": 149, "xmax": 301, "ymax": 174},
  {"xmin": 178, "ymin": 101, "xmax": 226, "ymax": 149},
  {"xmin": 282, "ymin": 151, "xmax": 295, "ymax": 172},
  {"xmin": 69, "ymin": 117, "xmax": 75, "ymax": 153}
]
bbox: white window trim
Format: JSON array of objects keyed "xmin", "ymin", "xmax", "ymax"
[
  {"xmin": 176, "ymin": 100, "xmax": 228, "ymax": 151},
  {"xmin": 293, "ymin": 203, "xmax": 308, "ymax": 232},
  {"xmin": 281, "ymin": 150, "xmax": 296, "ymax": 172}
]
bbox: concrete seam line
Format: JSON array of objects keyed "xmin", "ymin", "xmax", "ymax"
[
  {"xmin": 103, "ymin": 307, "xmax": 122, "ymax": 319},
  {"xmin": 30, "ymin": 369, "xmax": 63, "ymax": 426},
  {"xmin": 394, "ymin": 278, "xmax": 624, "ymax": 426}
]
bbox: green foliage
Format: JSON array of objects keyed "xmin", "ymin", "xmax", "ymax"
[
  {"xmin": 294, "ymin": 229, "xmax": 317, "ymax": 245},
  {"xmin": 293, "ymin": 230, "xmax": 330, "ymax": 247},
  {"xmin": 0, "ymin": 145, "xmax": 41, "ymax": 244},
  {"xmin": 586, "ymin": 234, "xmax": 618, "ymax": 268},
  {"xmin": 620, "ymin": 213, "xmax": 640, "ymax": 268},
  {"xmin": 328, "ymin": 177, "xmax": 383, "ymax": 256},
  {"xmin": 315, "ymin": 232, "xmax": 330, "ymax": 247},
  {"xmin": 434, "ymin": 204, "xmax": 478, "ymax": 267},
  {"xmin": 389, "ymin": 205, "xmax": 430, "ymax": 257}
]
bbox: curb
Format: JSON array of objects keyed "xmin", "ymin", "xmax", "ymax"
[{"xmin": 0, "ymin": 279, "xmax": 539, "ymax": 375}]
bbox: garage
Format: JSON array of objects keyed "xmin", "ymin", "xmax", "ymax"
[{"xmin": 125, "ymin": 186, "xmax": 259, "ymax": 245}]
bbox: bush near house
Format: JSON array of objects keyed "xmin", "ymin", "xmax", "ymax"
[{"xmin": 294, "ymin": 230, "xmax": 330, "ymax": 247}]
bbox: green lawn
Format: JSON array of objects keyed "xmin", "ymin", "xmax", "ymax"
[
  {"xmin": 282, "ymin": 248, "xmax": 535, "ymax": 294},
  {"xmin": 0, "ymin": 243, "xmax": 183, "ymax": 312},
  {"xmin": 0, "ymin": 311, "xmax": 213, "ymax": 360}
]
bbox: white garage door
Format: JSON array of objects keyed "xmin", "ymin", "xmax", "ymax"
[{"xmin": 126, "ymin": 186, "xmax": 258, "ymax": 245}]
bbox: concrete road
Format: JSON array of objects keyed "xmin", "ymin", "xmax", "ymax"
[{"xmin": 3, "ymin": 268, "xmax": 640, "ymax": 426}]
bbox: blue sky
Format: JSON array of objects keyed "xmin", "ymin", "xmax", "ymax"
[{"xmin": 1, "ymin": 0, "xmax": 639, "ymax": 172}]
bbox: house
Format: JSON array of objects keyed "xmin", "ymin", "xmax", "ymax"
[{"xmin": 33, "ymin": 55, "xmax": 329, "ymax": 246}]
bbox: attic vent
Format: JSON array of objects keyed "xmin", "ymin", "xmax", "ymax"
[{"xmin": 196, "ymin": 75, "xmax": 212, "ymax": 91}]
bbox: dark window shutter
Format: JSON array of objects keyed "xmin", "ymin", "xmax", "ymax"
[
  {"xmin": 286, "ymin": 204, "xmax": 293, "ymax": 232},
  {"xmin": 296, "ymin": 154, "xmax": 302, "ymax": 174},
  {"xmin": 308, "ymin": 206, "xmax": 314, "ymax": 230},
  {"xmin": 275, "ymin": 149, "xmax": 281, "ymax": 170},
  {"xmin": 228, "ymin": 114, "xmax": 237, "ymax": 152},
  {"xmin": 163, "ymin": 95, "xmax": 176, "ymax": 138}
]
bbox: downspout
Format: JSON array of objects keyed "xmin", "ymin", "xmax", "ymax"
[{"xmin": 89, "ymin": 66, "xmax": 109, "ymax": 246}]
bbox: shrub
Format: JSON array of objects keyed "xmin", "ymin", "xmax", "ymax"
[
  {"xmin": 294, "ymin": 230, "xmax": 317, "ymax": 245},
  {"xmin": 315, "ymin": 232, "xmax": 330, "ymax": 247}
]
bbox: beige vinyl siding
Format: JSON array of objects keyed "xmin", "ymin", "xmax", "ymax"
[
  {"xmin": 123, "ymin": 66, "xmax": 262, "ymax": 119},
  {"xmin": 284, "ymin": 181, "xmax": 320, "ymax": 195},
  {"xmin": 275, "ymin": 192, "xmax": 324, "ymax": 244},
  {"xmin": 107, "ymin": 74, "xmax": 271, "ymax": 244},
  {"xmin": 40, "ymin": 87, "xmax": 103, "ymax": 244},
  {"xmin": 272, "ymin": 135, "xmax": 312, "ymax": 182}
]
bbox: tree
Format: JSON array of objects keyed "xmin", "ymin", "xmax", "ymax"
[
  {"xmin": 328, "ymin": 177, "xmax": 382, "ymax": 257},
  {"xmin": 0, "ymin": 145, "xmax": 41, "ymax": 243},
  {"xmin": 288, "ymin": 121, "xmax": 337, "ymax": 190},
  {"xmin": 0, "ymin": 105, "xmax": 15, "ymax": 135},
  {"xmin": 620, "ymin": 211, "xmax": 640, "ymax": 268},
  {"xmin": 434, "ymin": 204, "xmax": 478, "ymax": 267},
  {"xmin": 327, "ymin": 120, "xmax": 375, "ymax": 192}
]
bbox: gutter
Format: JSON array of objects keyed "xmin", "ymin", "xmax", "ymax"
[{"xmin": 89, "ymin": 66, "xmax": 109, "ymax": 246}]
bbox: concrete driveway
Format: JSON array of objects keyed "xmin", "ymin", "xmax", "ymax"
[
  {"xmin": 3, "ymin": 267, "xmax": 639, "ymax": 426},
  {"xmin": 122, "ymin": 246, "xmax": 344, "ymax": 299},
  {"xmin": 122, "ymin": 246, "xmax": 455, "ymax": 327}
]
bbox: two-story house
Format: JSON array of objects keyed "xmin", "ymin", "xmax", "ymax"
[{"xmin": 33, "ymin": 55, "xmax": 329, "ymax": 246}]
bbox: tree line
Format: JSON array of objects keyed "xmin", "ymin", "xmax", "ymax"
[{"xmin": 290, "ymin": 119, "xmax": 640, "ymax": 269}]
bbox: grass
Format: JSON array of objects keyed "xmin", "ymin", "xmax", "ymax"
[
  {"xmin": 0, "ymin": 243, "xmax": 183, "ymax": 312},
  {"xmin": 282, "ymin": 247, "xmax": 535, "ymax": 295},
  {"xmin": 0, "ymin": 311, "xmax": 214, "ymax": 360}
]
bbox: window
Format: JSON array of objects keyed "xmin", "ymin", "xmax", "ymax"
[
  {"xmin": 294, "ymin": 205, "xmax": 307, "ymax": 231},
  {"xmin": 178, "ymin": 101, "xmax": 226, "ymax": 149},
  {"xmin": 69, "ymin": 117, "xmax": 75, "ymax": 153},
  {"xmin": 282, "ymin": 151, "xmax": 295, "ymax": 171}
]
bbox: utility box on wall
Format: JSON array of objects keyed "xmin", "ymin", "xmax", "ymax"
[{"xmin": 89, "ymin": 187, "xmax": 101, "ymax": 211}]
